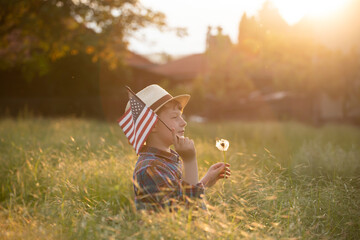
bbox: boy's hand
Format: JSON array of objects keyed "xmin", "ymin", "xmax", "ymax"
[
  {"xmin": 200, "ymin": 162, "xmax": 231, "ymax": 188},
  {"xmin": 172, "ymin": 128, "xmax": 196, "ymax": 161}
]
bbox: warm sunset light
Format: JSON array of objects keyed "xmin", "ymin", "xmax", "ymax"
[
  {"xmin": 273, "ymin": 0, "xmax": 352, "ymax": 24},
  {"xmin": 1, "ymin": 0, "xmax": 360, "ymax": 239},
  {"xmin": 128, "ymin": 0, "xmax": 357, "ymax": 55}
]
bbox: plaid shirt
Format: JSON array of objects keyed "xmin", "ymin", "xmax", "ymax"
[{"xmin": 133, "ymin": 146, "xmax": 206, "ymax": 211}]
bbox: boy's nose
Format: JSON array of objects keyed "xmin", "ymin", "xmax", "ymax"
[{"xmin": 180, "ymin": 117, "xmax": 187, "ymax": 127}]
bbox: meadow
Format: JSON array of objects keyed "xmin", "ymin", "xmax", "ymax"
[{"xmin": 1, "ymin": 118, "xmax": 360, "ymax": 239}]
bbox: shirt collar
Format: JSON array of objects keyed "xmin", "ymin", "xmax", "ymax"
[{"xmin": 139, "ymin": 146, "xmax": 180, "ymax": 163}]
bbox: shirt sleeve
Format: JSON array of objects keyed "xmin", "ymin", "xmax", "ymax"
[
  {"xmin": 181, "ymin": 180, "xmax": 205, "ymax": 199},
  {"xmin": 137, "ymin": 161, "xmax": 205, "ymax": 207}
]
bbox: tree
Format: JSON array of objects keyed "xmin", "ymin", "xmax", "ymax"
[
  {"xmin": 340, "ymin": 48, "xmax": 360, "ymax": 119},
  {"xmin": 0, "ymin": 0, "xmax": 168, "ymax": 79},
  {"xmin": 257, "ymin": 0, "xmax": 288, "ymax": 33}
]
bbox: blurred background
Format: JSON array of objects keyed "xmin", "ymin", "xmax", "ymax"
[{"xmin": 0, "ymin": 0, "xmax": 359, "ymax": 124}]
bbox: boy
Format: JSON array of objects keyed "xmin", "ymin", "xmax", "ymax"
[{"xmin": 123, "ymin": 84, "xmax": 231, "ymax": 211}]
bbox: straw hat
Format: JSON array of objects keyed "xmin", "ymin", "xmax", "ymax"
[{"xmin": 125, "ymin": 84, "xmax": 190, "ymax": 113}]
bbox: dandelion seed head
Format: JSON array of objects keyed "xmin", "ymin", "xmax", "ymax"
[{"xmin": 216, "ymin": 139, "xmax": 229, "ymax": 151}]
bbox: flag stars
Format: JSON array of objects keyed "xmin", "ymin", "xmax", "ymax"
[
  {"xmin": 119, "ymin": 90, "xmax": 158, "ymax": 154},
  {"xmin": 130, "ymin": 96, "xmax": 145, "ymax": 122}
]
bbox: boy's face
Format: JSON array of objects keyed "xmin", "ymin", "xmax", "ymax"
[{"xmin": 152, "ymin": 101, "xmax": 187, "ymax": 147}]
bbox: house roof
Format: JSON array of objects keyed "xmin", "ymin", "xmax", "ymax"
[
  {"xmin": 125, "ymin": 51, "xmax": 156, "ymax": 68},
  {"xmin": 150, "ymin": 53, "xmax": 208, "ymax": 80}
]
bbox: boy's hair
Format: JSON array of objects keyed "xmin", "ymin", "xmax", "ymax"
[{"xmin": 157, "ymin": 100, "xmax": 183, "ymax": 114}]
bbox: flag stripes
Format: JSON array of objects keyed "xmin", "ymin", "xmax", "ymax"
[
  {"xmin": 135, "ymin": 114, "xmax": 157, "ymax": 153},
  {"xmin": 118, "ymin": 92, "xmax": 158, "ymax": 154}
]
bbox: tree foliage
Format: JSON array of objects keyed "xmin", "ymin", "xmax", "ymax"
[
  {"xmin": 201, "ymin": 0, "xmax": 360, "ymax": 118},
  {"xmin": 0, "ymin": 0, "xmax": 167, "ymax": 78}
]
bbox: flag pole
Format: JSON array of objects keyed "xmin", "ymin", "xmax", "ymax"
[{"xmin": 125, "ymin": 86, "xmax": 174, "ymax": 133}]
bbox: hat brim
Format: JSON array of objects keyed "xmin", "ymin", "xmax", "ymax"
[{"xmin": 154, "ymin": 94, "xmax": 190, "ymax": 113}]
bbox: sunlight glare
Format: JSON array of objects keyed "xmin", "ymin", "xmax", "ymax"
[
  {"xmin": 307, "ymin": 0, "xmax": 350, "ymax": 17},
  {"xmin": 272, "ymin": 0, "xmax": 351, "ymax": 25}
]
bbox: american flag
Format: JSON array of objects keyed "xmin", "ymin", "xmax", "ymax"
[{"xmin": 118, "ymin": 90, "xmax": 158, "ymax": 154}]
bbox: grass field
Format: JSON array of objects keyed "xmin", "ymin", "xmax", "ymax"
[{"xmin": 1, "ymin": 118, "xmax": 360, "ymax": 239}]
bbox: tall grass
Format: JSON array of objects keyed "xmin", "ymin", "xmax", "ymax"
[{"xmin": 1, "ymin": 118, "xmax": 360, "ymax": 239}]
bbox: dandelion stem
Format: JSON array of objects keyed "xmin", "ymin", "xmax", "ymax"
[{"xmin": 222, "ymin": 151, "xmax": 227, "ymax": 194}]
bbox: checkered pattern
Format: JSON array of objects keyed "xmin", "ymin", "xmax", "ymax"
[{"xmin": 133, "ymin": 146, "xmax": 206, "ymax": 211}]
